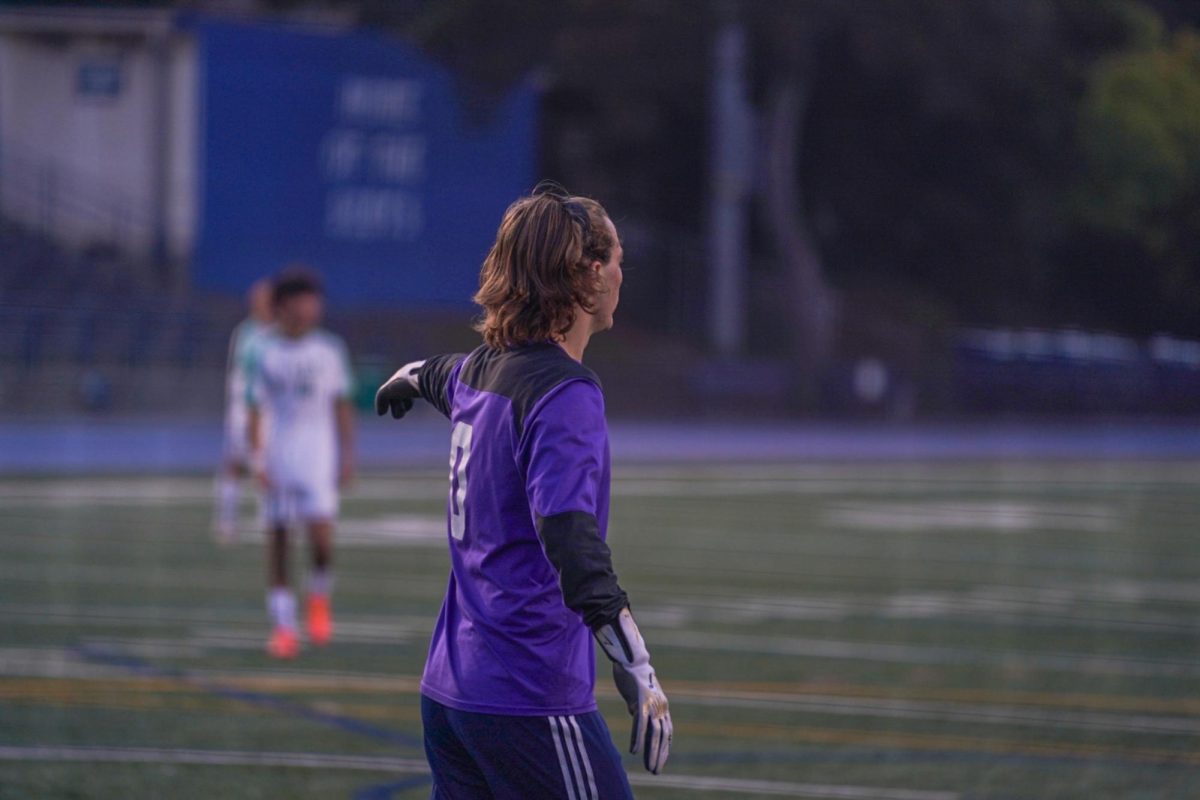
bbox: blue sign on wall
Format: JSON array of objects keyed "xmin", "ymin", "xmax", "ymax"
[{"xmin": 191, "ymin": 18, "xmax": 536, "ymax": 307}]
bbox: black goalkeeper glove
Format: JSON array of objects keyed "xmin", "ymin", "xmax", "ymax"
[
  {"xmin": 374, "ymin": 360, "xmax": 425, "ymax": 419},
  {"xmin": 594, "ymin": 608, "xmax": 672, "ymax": 774}
]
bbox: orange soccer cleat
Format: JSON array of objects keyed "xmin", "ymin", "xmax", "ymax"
[
  {"xmin": 307, "ymin": 594, "xmax": 333, "ymax": 646},
  {"xmin": 267, "ymin": 626, "xmax": 300, "ymax": 659}
]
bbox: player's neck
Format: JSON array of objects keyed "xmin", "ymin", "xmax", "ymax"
[{"xmin": 557, "ymin": 317, "xmax": 593, "ymax": 362}]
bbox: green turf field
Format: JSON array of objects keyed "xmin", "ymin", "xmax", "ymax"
[{"xmin": 1, "ymin": 460, "xmax": 1198, "ymax": 799}]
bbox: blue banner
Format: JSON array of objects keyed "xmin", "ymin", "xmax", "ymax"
[{"xmin": 192, "ymin": 18, "xmax": 536, "ymax": 306}]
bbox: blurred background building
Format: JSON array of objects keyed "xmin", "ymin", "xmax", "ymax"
[{"xmin": 2, "ymin": 0, "xmax": 1199, "ymax": 420}]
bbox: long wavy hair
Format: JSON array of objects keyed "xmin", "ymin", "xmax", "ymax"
[{"xmin": 473, "ymin": 183, "xmax": 615, "ymax": 349}]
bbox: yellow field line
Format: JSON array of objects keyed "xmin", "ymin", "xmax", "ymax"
[{"xmin": 4, "ymin": 675, "xmax": 1199, "ymax": 715}]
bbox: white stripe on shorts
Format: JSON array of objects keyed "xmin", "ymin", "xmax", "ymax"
[
  {"xmin": 566, "ymin": 715, "xmax": 599, "ymax": 800},
  {"xmin": 559, "ymin": 715, "xmax": 592, "ymax": 800},
  {"xmin": 549, "ymin": 716, "xmax": 581, "ymax": 800}
]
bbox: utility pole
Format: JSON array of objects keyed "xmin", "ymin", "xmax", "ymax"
[{"xmin": 707, "ymin": 1, "xmax": 752, "ymax": 358}]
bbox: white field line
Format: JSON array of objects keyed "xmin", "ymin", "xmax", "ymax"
[
  {"xmin": 612, "ymin": 478, "xmax": 1130, "ymax": 499},
  {"xmin": 75, "ymin": 624, "xmax": 420, "ymax": 657},
  {"xmin": 0, "ymin": 603, "xmax": 431, "ymax": 630},
  {"xmin": 0, "ymin": 506, "xmax": 446, "ymax": 548},
  {"xmin": 1067, "ymin": 578, "xmax": 1200, "ymax": 605},
  {"xmin": 0, "ymin": 745, "xmax": 957, "ymax": 800},
  {"xmin": 5, "ymin": 466, "xmax": 1196, "ymax": 507},
  {"xmin": 0, "ymin": 562, "xmax": 445, "ymax": 596},
  {"xmin": 0, "ymin": 478, "xmax": 448, "ymax": 505},
  {"xmin": 654, "ymin": 630, "xmax": 1200, "ymax": 678},
  {"xmin": 613, "ymin": 479, "xmax": 904, "ymax": 497},
  {"xmin": 679, "ymin": 691, "xmax": 1200, "ymax": 735},
  {"xmin": 0, "ymin": 745, "xmax": 429, "ymax": 773},
  {"xmin": 185, "ymin": 620, "xmax": 423, "ymax": 644},
  {"xmin": 611, "ymin": 461, "xmax": 1200, "ymax": 497},
  {"xmin": 0, "ymin": 648, "xmax": 135, "ymax": 679},
  {"xmin": 970, "ymin": 580, "xmax": 1200, "ymax": 611},
  {"xmin": 335, "ymin": 514, "xmax": 445, "ymax": 546},
  {"xmin": 636, "ymin": 591, "xmax": 1200, "ymax": 634},
  {"xmin": 0, "ymin": 477, "xmax": 996, "ymax": 505},
  {"xmin": 0, "ymin": 461, "xmax": 1197, "ymax": 503},
  {"xmin": 610, "ymin": 461, "xmax": 1200, "ymax": 485},
  {"xmin": 626, "ymin": 772, "xmax": 958, "ymax": 800},
  {"xmin": 0, "ymin": 647, "xmax": 424, "ymax": 686},
  {"xmin": 202, "ymin": 515, "xmax": 446, "ymax": 548},
  {"xmin": 826, "ymin": 501, "xmax": 1119, "ymax": 533}
]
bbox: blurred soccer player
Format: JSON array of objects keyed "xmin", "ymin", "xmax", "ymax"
[
  {"xmin": 213, "ymin": 278, "xmax": 274, "ymax": 543},
  {"xmin": 246, "ymin": 268, "xmax": 355, "ymax": 659},
  {"xmin": 376, "ymin": 184, "xmax": 671, "ymax": 798}
]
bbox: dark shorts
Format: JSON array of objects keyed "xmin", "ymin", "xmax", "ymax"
[{"xmin": 422, "ymin": 694, "xmax": 634, "ymax": 800}]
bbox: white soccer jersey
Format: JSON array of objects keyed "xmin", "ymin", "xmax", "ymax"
[
  {"xmin": 223, "ymin": 318, "xmax": 272, "ymax": 458},
  {"xmin": 246, "ymin": 329, "xmax": 353, "ymax": 493}
]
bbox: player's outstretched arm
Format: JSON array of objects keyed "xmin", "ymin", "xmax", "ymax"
[
  {"xmin": 374, "ymin": 360, "xmax": 424, "ymax": 419},
  {"xmin": 375, "ymin": 353, "xmax": 467, "ymax": 420},
  {"xmin": 594, "ymin": 608, "xmax": 672, "ymax": 774}
]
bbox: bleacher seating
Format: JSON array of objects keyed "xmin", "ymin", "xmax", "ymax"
[{"xmin": 1, "ymin": 220, "xmax": 244, "ymax": 413}]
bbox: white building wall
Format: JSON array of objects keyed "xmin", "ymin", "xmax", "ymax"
[{"xmin": 0, "ymin": 22, "xmax": 196, "ymax": 266}]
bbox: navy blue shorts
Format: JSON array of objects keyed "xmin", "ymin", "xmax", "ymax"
[{"xmin": 422, "ymin": 694, "xmax": 634, "ymax": 800}]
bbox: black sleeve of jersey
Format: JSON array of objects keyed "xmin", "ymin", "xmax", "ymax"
[
  {"xmin": 536, "ymin": 510, "xmax": 629, "ymax": 630},
  {"xmin": 418, "ymin": 353, "xmax": 466, "ymax": 418}
]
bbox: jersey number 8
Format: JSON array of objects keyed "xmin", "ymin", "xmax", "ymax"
[{"xmin": 449, "ymin": 422, "xmax": 473, "ymax": 540}]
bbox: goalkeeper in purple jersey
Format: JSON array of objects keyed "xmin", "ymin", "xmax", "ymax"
[{"xmin": 377, "ymin": 183, "xmax": 671, "ymax": 799}]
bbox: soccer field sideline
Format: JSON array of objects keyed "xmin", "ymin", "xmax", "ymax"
[{"xmin": 5, "ymin": 417, "xmax": 1200, "ymax": 473}]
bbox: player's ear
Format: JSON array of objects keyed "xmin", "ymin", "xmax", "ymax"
[{"xmin": 590, "ymin": 259, "xmax": 609, "ymax": 291}]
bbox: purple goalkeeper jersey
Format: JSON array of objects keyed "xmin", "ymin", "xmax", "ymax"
[{"xmin": 417, "ymin": 343, "xmax": 622, "ymax": 716}]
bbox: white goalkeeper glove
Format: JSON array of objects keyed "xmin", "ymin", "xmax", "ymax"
[
  {"xmin": 594, "ymin": 608, "xmax": 672, "ymax": 774},
  {"xmin": 374, "ymin": 360, "xmax": 425, "ymax": 419}
]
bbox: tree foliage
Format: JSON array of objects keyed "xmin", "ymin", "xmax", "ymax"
[
  {"xmin": 1076, "ymin": 30, "xmax": 1200, "ymax": 235},
  {"xmin": 1062, "ymin": 19, "xmax": 1200, "ymax": 333}
]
